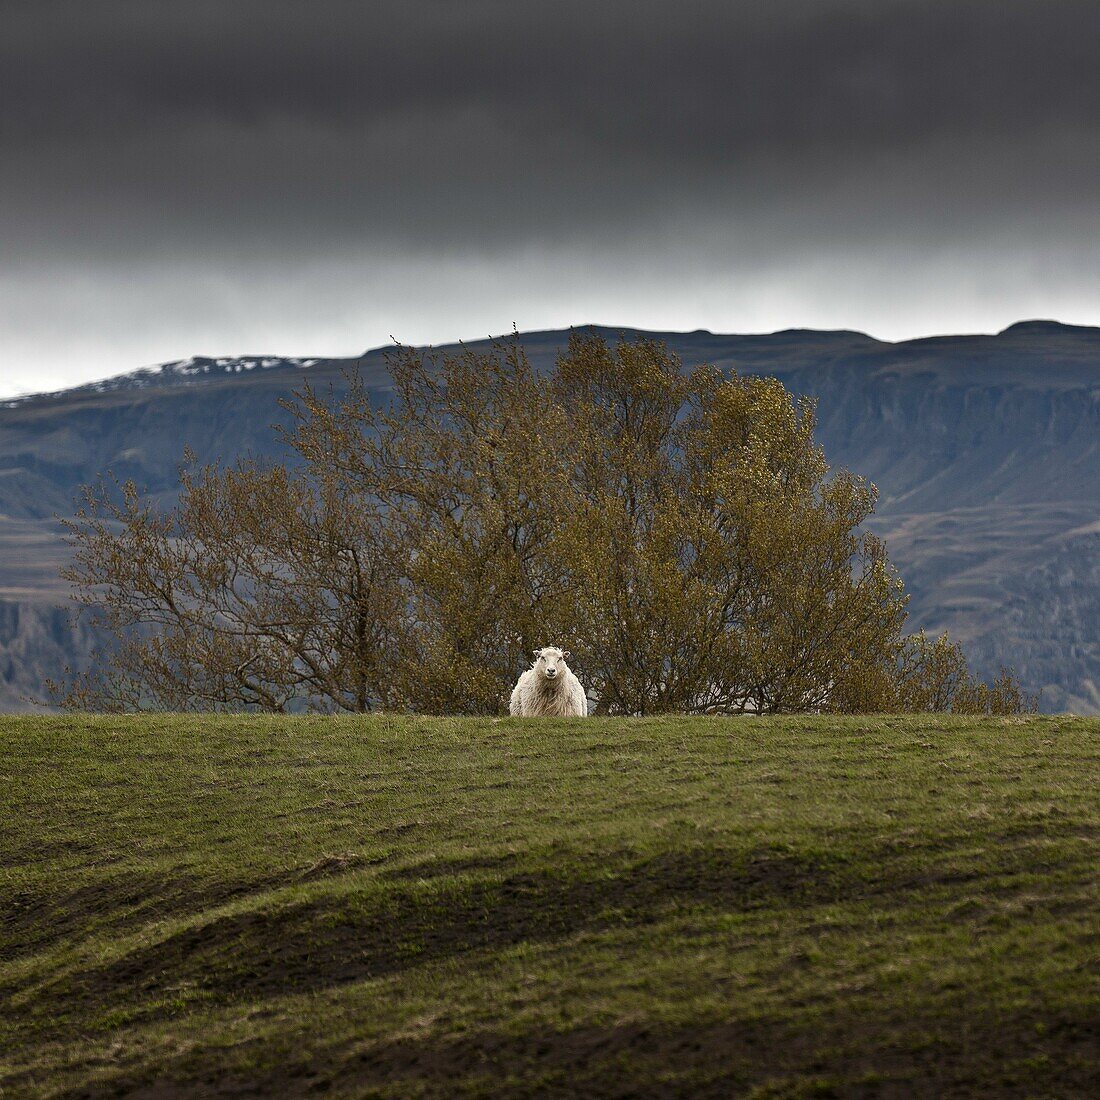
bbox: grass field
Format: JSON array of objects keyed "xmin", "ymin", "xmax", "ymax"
[{"xmin": 1, "ymin": 715, "xmax": 1097, "ymax": 1098}]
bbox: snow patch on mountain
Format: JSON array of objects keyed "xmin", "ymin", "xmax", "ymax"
[{"xmin": 2, "ymin": 355, "xmax": 325, "ymax": 407}]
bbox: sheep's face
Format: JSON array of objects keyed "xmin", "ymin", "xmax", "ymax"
[{"xmin": 532, "ymin": 646, "xmax": 570, "ymax": 682}]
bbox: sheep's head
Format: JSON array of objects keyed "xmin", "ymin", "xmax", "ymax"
[{"xmin": 532, "ymin": 646, "xmax": 570, "ymax": 682}]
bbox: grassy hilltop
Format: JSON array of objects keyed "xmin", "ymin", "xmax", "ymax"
[{"xmin": 1, "ymin": 715, "xmax": 1097, "ymax": 1097}]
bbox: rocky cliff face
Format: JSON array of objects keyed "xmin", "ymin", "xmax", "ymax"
[
  {"xmin": 0, "ymin": 600, "xmax": 98, "ymax": 712},
  {"xmin": 2, "ymin": 321, "xmax": 1098, "ymax": 711}
]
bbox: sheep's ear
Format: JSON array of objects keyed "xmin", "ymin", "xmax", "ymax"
[
  {"xmin": 532, "ymin": 648, "xmax": 542, "ymax": 658},
  {"xmin": 562, "ymin": 650, "xmax": 572, "ymax": 660}
]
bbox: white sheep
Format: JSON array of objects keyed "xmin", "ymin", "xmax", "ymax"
[{"xmin": 509, "ymin": 646, "xmax": 588, "ymax": 717}]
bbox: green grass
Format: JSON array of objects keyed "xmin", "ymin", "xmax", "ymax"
[{"xmin": 1, "ymin": 714, "xmax": 1097, "ymax": 1098}]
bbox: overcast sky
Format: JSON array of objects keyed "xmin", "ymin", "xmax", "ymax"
[{"xmin": 3, "ymin": 0, "xmax": 1100, "ymax": 397}]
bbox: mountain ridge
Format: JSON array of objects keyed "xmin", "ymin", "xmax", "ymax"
[{"xmin": 7, "ymin": 317, "xmax": 1100, "ymax": 409}]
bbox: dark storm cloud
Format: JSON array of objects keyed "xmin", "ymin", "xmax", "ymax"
[
  {"xmin": 5, "ymin": 0, "xmax": 1100, "ymax": 398},
  {"xmin": 6, "ymin": 0, "xmax": 1100, "ymax": 151},
  {"xmin": 4, "ymin": 0, "xmax": 1100, "ymax": 258}
]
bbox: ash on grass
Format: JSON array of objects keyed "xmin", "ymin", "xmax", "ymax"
[{"xmin": 1, "ymin": 714, "xmax": 1097, "ymax": 1097}]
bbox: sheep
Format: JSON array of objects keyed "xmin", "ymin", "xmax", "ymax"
[{"xmin": 509, "ymin": 646, "xmax": 588, "ymax": 717}]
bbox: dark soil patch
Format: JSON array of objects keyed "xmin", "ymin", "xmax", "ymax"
[
  {"xmin": 1, "ymin": 874, "xmax": 225, "ymax": 963},
  {"xmin": 55, "ymin": 1006, "xmax": 1100, "ymax": 1099},
  {"xmin": 1, "ymin": 855, "xmax": 381, "ymax": 963},
  {"xmin": 336, "ymin": 1010, "xmax": 1099, "ymax": 1099},
  {"xmin": 45, "ymin": 846, "xmax": 837, "ymax": 1025}
]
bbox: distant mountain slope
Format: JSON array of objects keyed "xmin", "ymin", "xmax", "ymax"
[{"xmin": 2, "ymin": 321, "xmax": 1099, "ymax": 712}]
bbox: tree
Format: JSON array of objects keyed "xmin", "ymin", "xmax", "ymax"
[
  {"xmin": 895, "ymin": 631, "xmax": 1038, "ymax": 715},
  {"xmin": 56, "ymin": 332, "xmax": 1036, "ymax": 716},
  {"xmin": 54, "ymin": 457, "xmax": 407, "ymax": 712},
  {"xmin": 551, "ymin": 333, "xmax": 908, "ymax": 714},
  {"xmin": 287, "ymin": 340, "xmax": 576, "ymax": 714}
]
